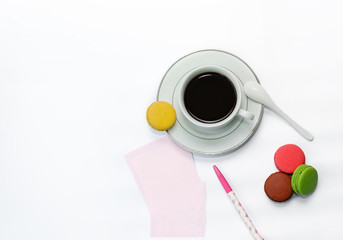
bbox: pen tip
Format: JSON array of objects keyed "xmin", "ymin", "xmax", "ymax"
[{"xmin": 212, "ymin": 165, "xmax": 232, "ymax": 193}]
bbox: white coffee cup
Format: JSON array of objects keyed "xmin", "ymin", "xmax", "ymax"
[{"xmin": 178, "ymin": 65, "xmax": 254, "ymax": 133}]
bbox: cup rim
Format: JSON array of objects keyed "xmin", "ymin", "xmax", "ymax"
[{"xmin": 179, "ymin": 65, "xmax": 242, "ymax": 129}]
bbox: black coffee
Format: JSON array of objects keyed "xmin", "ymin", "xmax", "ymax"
[{"xmin": 184, "ymin": 72, "xmax": 237, "ymax": 123}]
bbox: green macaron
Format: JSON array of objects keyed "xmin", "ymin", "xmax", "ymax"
[{"xmin": 291, "ymin": 164, "xmax": 318, "ymax": 195}]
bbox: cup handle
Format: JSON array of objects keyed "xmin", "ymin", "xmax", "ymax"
[{"xmin": 237, "ymin": 109, "xmax": 254, "ymax": 121}]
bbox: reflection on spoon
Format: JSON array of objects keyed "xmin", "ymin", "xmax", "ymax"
[{"xmin": 244, "ymin": 81, "xmax": 313, "ymax": 141}]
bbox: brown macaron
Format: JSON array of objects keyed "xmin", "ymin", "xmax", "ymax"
[{"xmin": 264, "ymin": 172, "xmax": 293, "ymax": 202}]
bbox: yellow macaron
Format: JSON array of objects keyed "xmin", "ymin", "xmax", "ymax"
[{"xmin": 146, "ymin": 101, "xmax": 176, "ymax": 131}]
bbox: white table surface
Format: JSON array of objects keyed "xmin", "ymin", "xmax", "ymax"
[{"xmin": 1, "ymin": 0, "xmax": 343, "ymax": 239}]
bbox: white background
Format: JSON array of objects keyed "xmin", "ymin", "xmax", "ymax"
[{"xmin": 1, "ymin": 0, "xmax": 343, "ymax": 239}]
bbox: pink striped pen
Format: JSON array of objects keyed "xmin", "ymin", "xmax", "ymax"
[{"xmin": 213, "ymin": 165, "xmax": 264, "ymax": 240}]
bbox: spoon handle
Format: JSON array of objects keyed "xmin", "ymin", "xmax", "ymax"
[{"xmin": 269, "ymin": 104, "xmax": 314, "ymax": 141}]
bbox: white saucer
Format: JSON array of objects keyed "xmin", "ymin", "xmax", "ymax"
[{"xmin": 157, "ymin": 50, "xmax": 263, "ymax": 155}]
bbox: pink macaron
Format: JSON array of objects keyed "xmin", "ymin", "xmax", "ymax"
[{"xmin": 274, "ymin": 144, "xmax": 305, "ymax": 174}]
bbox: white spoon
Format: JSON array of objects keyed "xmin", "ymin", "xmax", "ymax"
[{"xmin": 244, "ymin": 81, "xmax": 313, "ymax": 141}]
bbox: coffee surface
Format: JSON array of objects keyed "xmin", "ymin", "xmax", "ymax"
[{"xmin": 184, "ymin": 72, "xmax": 237, "ymax": 123}]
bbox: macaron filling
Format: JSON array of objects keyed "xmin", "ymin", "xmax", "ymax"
[{"xmin": 291, "ymin": 164, "xmax": 307, "ymax": 194}]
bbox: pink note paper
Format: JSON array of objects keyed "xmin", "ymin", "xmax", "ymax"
[{"xmin": 125, "ymin": 136, "xmax": 206, "ymax": 237}]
